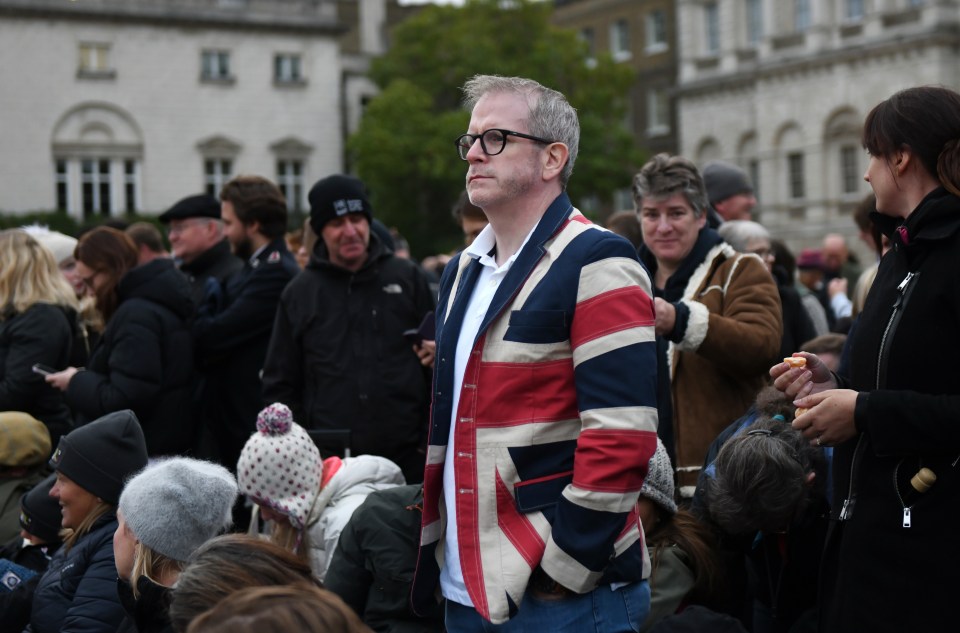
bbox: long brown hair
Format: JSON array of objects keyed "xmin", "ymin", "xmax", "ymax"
[
  {"xmin": 646, "ymin": 508, "xmax": 720, "ymax": 604},
  {"xmin": 74, "ymin": 227, "xmax": 138, "ymax": 322}
]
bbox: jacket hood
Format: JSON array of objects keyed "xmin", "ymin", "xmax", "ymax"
[{"xmin": 118, "ymin": 258, "xmax": 194, "ymax": 320}]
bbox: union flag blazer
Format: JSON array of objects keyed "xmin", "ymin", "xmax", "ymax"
[{"xmin": 411, "ymin": 192, "xmax": 659, "ymax": 624}]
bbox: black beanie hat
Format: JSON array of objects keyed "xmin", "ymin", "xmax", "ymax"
[
  {"xmin": 308, "ymin": 174, "xmax": 373, "ymax": 234},
  {"xmin": 158, "ymin": 194, "xmax": 222, "ymax": 223},
  {"xmin": 49, "ymin": 410, "xmax": 148, "ymax": 505},
  {"xmin": 20, "ymin": 474, "xmax": 62, "ymax": 544}
]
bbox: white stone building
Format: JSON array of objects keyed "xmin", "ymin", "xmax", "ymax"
[
  {"xmin": 0, "ymin": 0, "xmax": 349, "ymax": 220},
  {"xmin": 676, "ymin": 0, "xmax": 960, "ymax": 252}
]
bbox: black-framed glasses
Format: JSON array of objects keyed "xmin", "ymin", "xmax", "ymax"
[{"xmin": 455, "ymin": 128, "xmax": 555, "ymax": 160}]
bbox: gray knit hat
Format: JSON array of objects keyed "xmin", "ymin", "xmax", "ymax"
[
  {"xmin": 119, "ymin": 457, "xmax": 238, "ymax": 562},
  {"xmin": 641, "ymin": 439, "xmax": 677, "ymax": 515},
  {"xmin": 702, "ymin": 161, "xmax": 753, "ymax": 205}
]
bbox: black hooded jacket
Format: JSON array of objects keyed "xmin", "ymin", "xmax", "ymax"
[
  {"xmin": 262, "ymin": 233, "xmax": 434, "ymax": 482},
  {"xmin": 66, "ymin": 259, "xmax": 195, "ymax": 456}
]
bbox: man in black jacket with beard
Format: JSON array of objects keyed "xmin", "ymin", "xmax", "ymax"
[
  {"xmin": 262, "ymin": 175, "xmax": 434, "ymax": 483},
  {"xmin": 159, "ymin": 194, "xmax": 243, "ymax": 309},
  {"xmin": 193, "ymin": 176, "xmax": 300, "ymax": 470}
]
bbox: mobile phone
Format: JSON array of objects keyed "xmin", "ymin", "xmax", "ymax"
[{"xmin": 31, "ymin": 363, "xmax": 56, "ymax": 376}]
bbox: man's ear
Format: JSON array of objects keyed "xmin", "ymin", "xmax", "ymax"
[{"xmin": 542, "ymin": 143, "xmax": 569, "ymax": 182}]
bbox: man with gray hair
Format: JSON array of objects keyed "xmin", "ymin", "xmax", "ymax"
[
  {"xmin": 635, "ymin": 154, "xmax": 781, "ymax": 496},
  {"xmin": 412, "ymin": 75, "xmax": 659, "ymax": 630}
]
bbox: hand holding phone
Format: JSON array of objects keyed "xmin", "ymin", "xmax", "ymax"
[{"xmin": 31, "ymin": 363, "xmax": 56, "ymax": 377}]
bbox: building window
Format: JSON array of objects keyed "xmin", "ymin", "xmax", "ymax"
[
  {"xmin": 79, "ymin": 42, "xmax": 110, "ymax": 72},
  {"xmin": 845, "ymin": 0, "xmax": 864, "ymax": 20},
  {"xmin": 55, "ymin": 160, "xmax": 69, "ymax": 212},
  {"xmin": 610, "ymin": 19, "xmax": 631, "ymax": 61},
  {"xmin": 274, "ymin": 54, "xmax": 302, "ymax": 83},
  {"xmin": 705, "ymin": 3, "xmax": 720, "ymax": 55},
  {"xmin": 788, "ymin": 152, "xmax": 805, "ymax": 199},
  {"xmin": 124, "ymin": 159, "xmax": 140, "ymax": 213},
  {"xmin": 840, "ymin": 146, "xmax": 860, "ymax": 194},
  {"xmin": 276, "ymin": 159, "xmax": 304, "ymax": 213},
  {"xmin": 746, "ymin": 0, "xmax": 763, "ymax": 45},
  {"xmin": 81, "ymin": 158, "xmax": 112, "ymax": 218},
  {"xmin": 201, "ymin": 50, "xmax": 232, "ymax": 81},
  {"xmin": 205, "ymin": 159, "xmax": 233, "ymax": 197},
  {"xmin": 645, "ymin": 10, "xmax": 668, "ymax": 54},
  {"xmin": 646, "ymin": 88, "xmax": 670, "ymax": 137},
  {"xmin": 795, "ymin": 0, "xmax": 811, "ymax": 32}
]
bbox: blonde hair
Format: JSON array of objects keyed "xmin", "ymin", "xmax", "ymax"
[
  {"xmin": 130, "ymin": 542, "xmax": 183, "ymax": 599},
  {"xmin": 61, "ymin": 500, "xmax": 113, "ymax": 552},
  {"xmin": 0, "ymin": 230, "xmax": 78, "ymax": 319},
  {"xmin": 270, "ymin": 519, "xmax": 311, "ymax": 563}
]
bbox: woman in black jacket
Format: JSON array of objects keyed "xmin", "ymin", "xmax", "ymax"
[
  {"xmin": 25, "ymin": 410, "xmax": 149, "ymax": 633},
  {"xmin": 46, "ymin": 227, "xmax": 196, "ymax": 456},
  {"xmin": 0, "ymin": 230, "xmax": 80, "ymax": 447},
  {"xmin": 773, "ymin": 86, "xmax": 960, "ymax": 632}
]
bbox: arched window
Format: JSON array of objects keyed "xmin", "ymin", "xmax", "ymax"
[
  {"xmin": 51, "ymin": 102, "xmax": 144, "ymax": 219},
  {"xmin": 196, "ymin": 135, "xmax": 242, "ymax": 198}
]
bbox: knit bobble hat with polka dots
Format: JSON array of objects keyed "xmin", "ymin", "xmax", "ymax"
[{"xmin": 237, "ymin": 403, "xmax": 323, "ymax": 530}]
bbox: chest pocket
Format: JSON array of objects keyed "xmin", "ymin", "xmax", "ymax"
[{"xmin": 503, "ymin": 310, "xmax": 569, "ymax": 345}]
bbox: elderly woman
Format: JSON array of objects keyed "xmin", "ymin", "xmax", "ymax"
[
  {"xmin": 773, "ymin": 86, "xmax": 960, "ymax": 632},
  {"xmin": 635, "ymin": 154, "xmax": 781, "ymax": 494},
  {"xmin": 718, "ymin": 220, "xmax": 817, "ymax": 359}
]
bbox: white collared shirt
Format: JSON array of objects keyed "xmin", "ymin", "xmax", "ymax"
[{"xmin": 440, "ymin": 222, "xmax": 536, "ymax": 605}]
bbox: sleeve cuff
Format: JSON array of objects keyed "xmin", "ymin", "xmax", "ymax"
[{"xmin": 854, "ymin": 391, "xmax": 870, "ymax": 433}]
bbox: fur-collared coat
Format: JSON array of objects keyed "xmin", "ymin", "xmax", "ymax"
[{"xmin": 646, "ymin": 238, "xmax": 781, "ymax": 490}]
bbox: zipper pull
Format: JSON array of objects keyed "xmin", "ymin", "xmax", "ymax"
[
  {"xmin": 839, "ymin": 498, "xmax": 852, "ymax": 520},
  {"xmin": 903, "ymin": 506, "xmax": 912, "ymax": 528},
  {"xmin": 897, "ymin": 272, "xmax": 914, "ymax": 292}
]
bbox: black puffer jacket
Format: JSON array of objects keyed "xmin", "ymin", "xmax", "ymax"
[
  {"xmin": 823, "ymin": 187, "xmax": 960, "ymax": 632},
  {"xmin": 0, "ymin": 302, "xmax": 77, "ymax": 445},
  {"xmin": 65, "ymin": 259, "xmax": 195, "ymax": 456},
  {"xmin": 262, "ymin": 234, "xmax": 434, "ymax": 483},
  {"xmin": 116, "ymin": 577, "xmax": 173, "ymax": 633},
  {"xmin": 25, "ymin": 513, "xmax": 124, "ymax": 633}
]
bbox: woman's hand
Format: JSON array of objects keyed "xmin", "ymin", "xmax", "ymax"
[
  {"xmin": 653, "ymin": 298, "xmax": 676, "ymax": 336},
  {"xmin": 45, "ymin": 367, "xmax": 79, "ymax": 392},
  {"xmin": 770, "ymin": 352, "xmax": 837, "ymax": 401},
  {"xmin": 791, "ymin": 389, "xmax": 859, "ymax": 447}
]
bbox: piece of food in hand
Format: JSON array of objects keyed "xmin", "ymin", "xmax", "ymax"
[
  {"xmin": 783, "ymin": 356, "xmax": 807, "ymax": 368},
  {"xmin": 794, "ymin": 407, "xmax": 809, "ymax": 417}
]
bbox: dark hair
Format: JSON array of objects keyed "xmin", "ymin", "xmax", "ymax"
[
  {"xmin": 852, "ymin": 193, "xmax": 883, "ymax": 257},
  {"xmin": 770, "ymin": 239, "xmax": 796, "ymax": 284},
  {"xmin": 125, "ymin": 222, "xmax": 166, "ymax": 254},
  {"xmin": 168, "ymin": 534, "xmax": 319, "ymax": 633},
  {"xmin": 219, "ymin": 176, "xmax": 288, "ymax": 240},
  {"xmin": 75, "ymin": 226, "xmax": 139, "ymax": 322},
  {"xmin": 646, "ymin": 508, "xmax": 719, "ymax": 604},
  {"xmin": 706, "ymin": 418, "xmax": 824, "ymax": 534},
  {"xmin": 605, "ymin": 210, "xmax": 643, "ymax": 250},
  {"xmin": 185, "ymin": 584, "xmax": 370, "ymax": 633},
  {"xmin": 451, "ymin": 190, "xmax": 487, "ymax": 223},
  {"xmin": 862, "ymin": 86, "xmax": 960, "ymax": 197}
]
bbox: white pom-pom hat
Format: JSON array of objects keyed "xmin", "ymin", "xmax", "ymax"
[{"xmin": 237, "ymin": 403, "xmax": 323, "ymax": 530}]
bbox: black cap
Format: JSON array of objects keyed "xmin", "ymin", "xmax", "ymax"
[
  {"xmin": 158, "ymin": 194, "xmax": 222, "ymax": 223},
  {"xmin": 49, "ymin": 410, "xmax": 148, "ymax": 505},
  {"xmin": 20, "ymin": 474, "xmax": 62, "ymax": 543},
  {"xmin": 308, "ymin": 174, "xmax": 373, "ymax": 234}
]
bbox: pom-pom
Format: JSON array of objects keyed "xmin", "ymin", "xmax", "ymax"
[{"xmin": 256, "ymin": 403, "xmax": 293, "ymax": 436}]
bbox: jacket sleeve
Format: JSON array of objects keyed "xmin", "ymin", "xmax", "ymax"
[
  {"xmin": 260, "ymin": 292, "xmax": 305, "ymax": 421},
  {"xmin": 540, "ymin": 234, "xmax": 659, "ymax": 593},
  {"xmin": 677, "ymin": 254, "xmax": 782, "ymax": 377},
  {"xmin": 65, "ymin": 307, "xmax": 164, "ymax": 417},
  {"xmin": 193, "ymin": 266, "xmax": 291, "ymax": 356},
  {"xmin": 324, "ymin": 511, "xmax": 373, "ymax": 617},
  {"xmin": 58, "ymin": 534, "xmax": 127, "ymax": 633},
  {"xmin": 0, "ymin": 308, "xmax": 70, "ymax": 410}
]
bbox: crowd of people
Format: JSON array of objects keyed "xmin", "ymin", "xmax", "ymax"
[{"xmin": 0, "ymin": 76, "xmax": 958, "ymax": 633}]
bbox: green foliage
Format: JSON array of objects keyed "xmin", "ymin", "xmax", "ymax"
[
  {"xmin": 0, "ymin": 210, "xmax": 167, "ymax": 242},
  {"xmin": 350, "ymin": 0, "xmax": 644, "ymax": 257}
]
